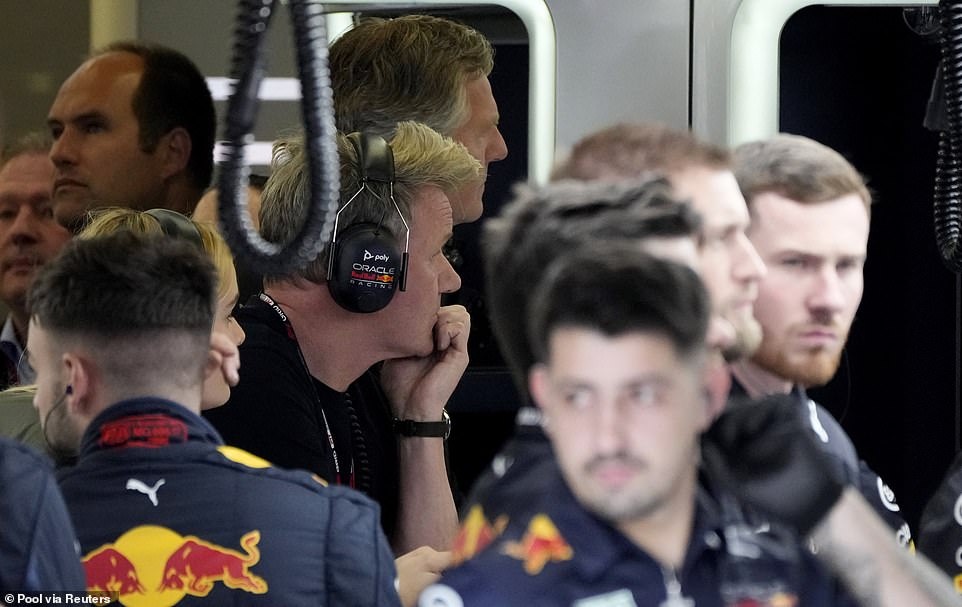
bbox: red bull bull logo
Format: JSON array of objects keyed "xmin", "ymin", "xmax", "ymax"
[
  {"xmin": 84, "ymin": 548, "xmax": 145, "ymax": 595},
  {"xmin": 158, "ymin": 530, "xmax": 267, "ymax": 596},
  {"xmin": 350, "ymin": 270, "xmax": 395, "ymax": 287},
  {"xmin": 451, "ymin": 505, "xmax": 508, "ymax": 564},
  {"xmin": 82, "ymin": 525, "xmax": 268, "ymax": 607},
  {"xmin": 502, "ymin": 514, "xmax": 573, "ymax": 575}
]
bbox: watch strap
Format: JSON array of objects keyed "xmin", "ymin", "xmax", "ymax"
[{"xmin": 393, "ymin": 410, "xmax": 450, "ymax": 439}]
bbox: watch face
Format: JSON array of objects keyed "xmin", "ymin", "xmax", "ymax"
[{"xmin": 441, "ymin": 409, "xmax": 452, "ymax": 439}]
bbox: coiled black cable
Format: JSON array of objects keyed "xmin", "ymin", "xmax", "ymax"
[
  {"xmin": 935, "ymin": 1, "xmax": 962, "ymax": 272},
  {"xmin": 344, "ymin": 392, "xmax": 371, "ymax": 495},
  {"xmin": 217, "ymin": 0, "xmax": 339, "ymax": 275}
]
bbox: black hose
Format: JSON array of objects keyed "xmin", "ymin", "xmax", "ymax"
[
  {"xmin": 217, "ymin": 0, "xmax": 339, "ymax": 276},
  {"xmin": 935, "ymin": 1, "xmax": 962, "ymax": 272}
]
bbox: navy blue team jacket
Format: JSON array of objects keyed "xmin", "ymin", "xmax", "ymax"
[
  {"xmin": 0, "ymin": 437, "xmax": 85, "ymax": 592},
  {"xmin": 728, "ymin": 381, "xmax": 912, "ymax": 547},
  {"xmin": 426, "ymin": 467, "xmax": 856, "ymax": 606},
  {"xmin": 58, "ymin": 398, "xmax": 400, "ymax": 606},
  {"xmin": 457, "ymin": 380, "xmax": 912, "ymax": 565}
]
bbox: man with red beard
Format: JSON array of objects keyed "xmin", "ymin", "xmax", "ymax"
[{"xmin": 731, "ymin": 133, "xmax": 911, "ymax": 544}]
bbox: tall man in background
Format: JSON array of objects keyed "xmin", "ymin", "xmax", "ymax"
[
  {"xmin": 330, "ymin": 14, "xmax": 507, "ymax": 224},
  {"xmin": 47, "ymin": 41, "xmax": 215, "ymax": 231}
]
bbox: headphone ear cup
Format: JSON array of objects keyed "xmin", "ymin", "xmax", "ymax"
[{"xmin": 328, "ymin": 223, "xmax": 402, "ymax": 313}]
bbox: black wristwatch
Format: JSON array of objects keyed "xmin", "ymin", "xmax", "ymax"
[{"xmin": 393, "ymin": 409, "xmax": 451, "ymax": 439}]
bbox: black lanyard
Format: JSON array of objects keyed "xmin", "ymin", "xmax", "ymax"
[{"xmin": 258, "ymin": 292, "xmax": 354, "ymax": 488}]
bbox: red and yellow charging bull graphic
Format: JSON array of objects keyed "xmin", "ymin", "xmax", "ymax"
[
  {"xmin": 83, "ymin": 525, "xmax": 267, "ymax": 606},
  {"xmin": 502, "ymin": 514, "xmax": 573, "ymax": 575},
  {"xmin": 451, "ymin": 505, "xmax": 508, "ymax": 565}
]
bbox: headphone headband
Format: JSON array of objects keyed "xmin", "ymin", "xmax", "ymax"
[{"xmin": 347, "ymin": 132, "xmax": 394, "ymax": 183}]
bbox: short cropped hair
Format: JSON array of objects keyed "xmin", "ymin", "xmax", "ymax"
[
  {"xmin": 528, "ymin": 243, "xmax": 710, "ymax": 364},
  {"xmin": 733, "ymin": 134, "xmax": 871, "ymax": 210},
  {"xmin": 330, "ymin": 15, "xmax": 494, "ymax": 137},
  {"xmin": 79, "ymin": 208, "xmax": 235, "ymax": 304},
  {"xmin": 552, "ymin": 123, "xmax": 730, "ymax": 181},
  {"xmin": 484, "ymin": 178, "xmax": 701, "ymax": 392},
  {"xmin": 99, "ymin": 41, "xmax": 216, "ymax": 193},
  {"xmin": 260, "ymin": 121, "xmax": 481, "ymax": 284},
  {"xmin": 1, "ymin": 132, "xmax": 51, "ymax": 168},
  {"xmin": 28, "ymin": 232, "xmax": 216, "ymax": 389}
]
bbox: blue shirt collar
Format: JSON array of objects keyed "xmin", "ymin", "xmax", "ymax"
[{"xmin": 0, "ymin": 315, "xmax": 33, "ymax": 383}]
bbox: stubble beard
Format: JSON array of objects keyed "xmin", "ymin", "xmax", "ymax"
[
  {"xmin": 751, "ymin": 336, "xmax": 844, "ymax": 387},
  {"xmin": 721, "ymin": 308, "xmax": 763, "ymax": 363}
]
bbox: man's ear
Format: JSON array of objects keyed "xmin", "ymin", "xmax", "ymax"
[
  {"xmin": 528, "ymin": 364, "xmax": 552, "ymax": 430},
  {"xmin": 157, "ymin": 127, "xmax": 192, "ymax": 180},
  {"xmin": 62, "ymin": 351, "xmax": 94, "ymax": 415}
]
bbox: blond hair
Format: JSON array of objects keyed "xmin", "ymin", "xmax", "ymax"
[
  {"xmin": 260, "ymin": 121, "xmax": 481, "ymax": 284},
  {"xmin": 78, "ymin": 208, "xmax": 235, "ymax": 301}
]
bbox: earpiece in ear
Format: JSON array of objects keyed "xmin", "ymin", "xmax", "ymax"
[{"xmin": 65, "ymin": 385, "xmax": 73, "ymax": 395}]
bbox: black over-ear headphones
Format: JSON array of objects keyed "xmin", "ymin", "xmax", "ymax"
[
  {"xmin": 326, "ymin": 133, "xmax": 410, "ymax": 313},
  {"xmin": 144, "ymin": 208, "xmax": 204, "ymax": 248}
]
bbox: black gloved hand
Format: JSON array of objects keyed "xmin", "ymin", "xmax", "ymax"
[{"xmin": 701, "ymin": 394, "xmax": 846, "ymax": 537}]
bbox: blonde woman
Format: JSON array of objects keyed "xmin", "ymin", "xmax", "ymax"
[
  {"xmin": 0, "ymin": 208, "xmax": 244, "ymax": 460},
  {"xmin": 78, "ymin": 207, "xmax": 245, "ymax": 409}
]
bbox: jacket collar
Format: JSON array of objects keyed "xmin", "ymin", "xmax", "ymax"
[
  {"xmin": 79, "ymin": 397, "xmax": 223, "ymax": 457},
  {"xmin": 538, "ymin": 468, "xmax": 727, "ymax": 582},
  {"xmin": 728, "ymin": 376, "xmax": 808, "ymax": 405}
]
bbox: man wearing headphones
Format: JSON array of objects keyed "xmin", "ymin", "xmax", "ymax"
[
  {"xmin": 193, "ymin": 14, "xmax": 506, "ymax": 228},
  {"xmin": 204, "ymin": 122, "xmax": 481, "ymax": 571},
  {"xmin": 192, "ymin": 14, "xmax": 507, "ymax": 312},
  {"xmin": 29, "ymin": 232, "xmax": 399, "ymax": 606}
]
